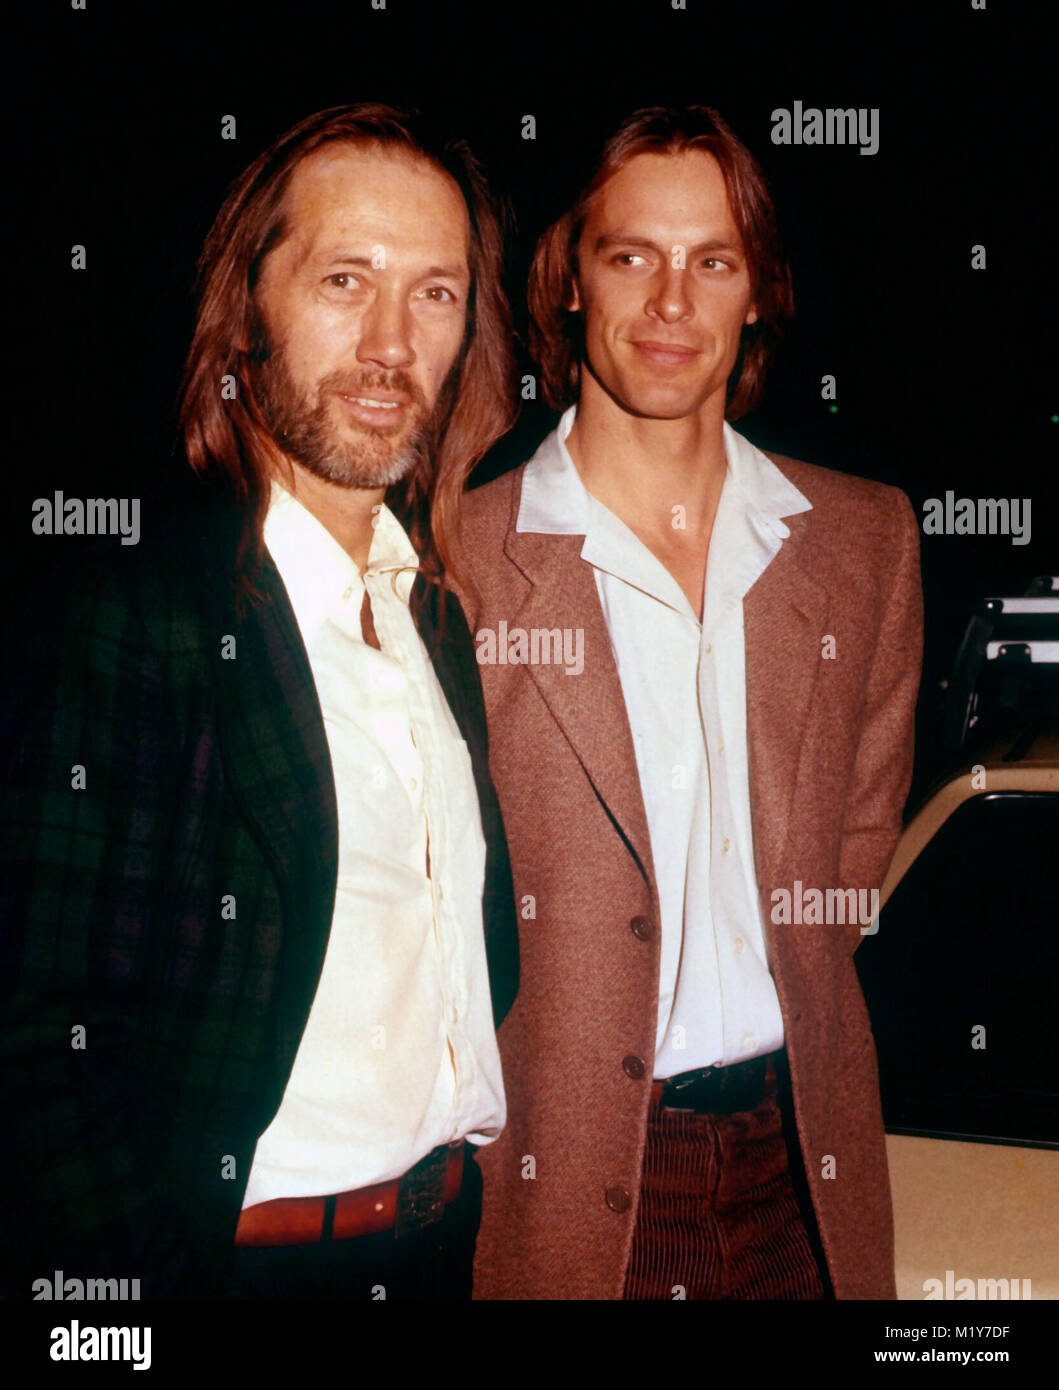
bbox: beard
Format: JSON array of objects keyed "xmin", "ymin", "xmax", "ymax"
[{"xmin": 250, "ymin": 330, "xmax": 438, "ymax": 491}]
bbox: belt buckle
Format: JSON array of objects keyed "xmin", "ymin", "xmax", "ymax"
[
  {"xmin": 394, "ymin": 1146, "xmax": 448, "ymax": 1239},
  {"xmin": 662, "ymin": 1066, "xmax": 714, "ymax": 1112}
]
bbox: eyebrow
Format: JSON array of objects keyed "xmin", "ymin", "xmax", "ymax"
[
  {"xmin": 309, "ymin": 252, "xmax": 468, "ymax": 279},
  {"xmin": 593, "ymin": 234, "xmax": 744, "ymax": 256}
]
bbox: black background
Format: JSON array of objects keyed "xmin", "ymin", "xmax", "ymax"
[
  {"xmin": 8, "ymin": 0, "xmax": 1056, "ymax": 800},
  {"xmin": 1, "ymin": 2, "xmax": 1056, "ymax": 1350}
]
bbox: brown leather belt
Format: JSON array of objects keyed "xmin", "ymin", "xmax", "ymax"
[
  {"xmin": 651, "ymin": 1051, "xmax": 781, "ymax": 1115},
  {"xmin": 234, "ymin": 1141, "xmax": 466, "ymax": 1247}
]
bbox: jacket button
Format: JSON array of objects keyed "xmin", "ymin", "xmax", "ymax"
[
  {"xmin": 630, "ymin": 915, "xmax": 654, "ymax": 940},
  {"xmin": 605, "ymin": 1187, "xmax": 631, "ymax": 1213},
  {"xmin": 622, "ymin": 1054, "xmax": 646, "ymax": 1080}
]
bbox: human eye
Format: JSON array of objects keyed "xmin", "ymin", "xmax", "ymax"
[
  {"xmin": 611, "ymin": 251, "xmax": 649, "ymax": 268},
  {"xmin": 324, "ymin": 272, "xmax": 363, "ymax": 291},
  {"xmin": 416, "ymin": 284, "xmax": 458, "ymax": 304}
]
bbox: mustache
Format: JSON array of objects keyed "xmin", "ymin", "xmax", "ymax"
[{"xmin": 323, "ymin": 367, "xmax": 428, "ymax": 410}]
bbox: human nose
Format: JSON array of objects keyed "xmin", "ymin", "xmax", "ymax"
[
  {"xmin": 645, "ymin": 263, "xmax": 693, "ymax": 324},
  {"xmin": 355, "ymin": 287, "xmax": 415, "ymax": 370}
]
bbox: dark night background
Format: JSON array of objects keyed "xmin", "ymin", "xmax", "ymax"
[
  {"xmin": 1, "ymin": 4, "xmax": 1056, "ymax": 1353},
  {"xmin": 8, "ymin": 0, "xmax": 1056, "ymax": 807}
]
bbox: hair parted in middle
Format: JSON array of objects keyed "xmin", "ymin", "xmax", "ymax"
[
  {"xmin": 177, "ymin": 101, "xmax": 517, "ymax": 602},
  {"xmin": 528, "ymin": 104, "xmax": 794, "ymax": 420}
]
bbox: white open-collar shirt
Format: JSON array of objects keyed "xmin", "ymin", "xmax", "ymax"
[
  {"xmin": 242, "ymin": 482, "xmax": 505, "ymax": 1207},
  {"xmin": 518, "ymin": 407, "xmax": 813, "ymax": 1075}
]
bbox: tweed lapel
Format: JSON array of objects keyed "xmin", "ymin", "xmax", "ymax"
[
  {"xmin": 502, "ymin": 474, "xmax": 654, "ymax": 883},
  {"xmin": 744, "ymin": 505, "xmax": 830, "ymax": 897}
]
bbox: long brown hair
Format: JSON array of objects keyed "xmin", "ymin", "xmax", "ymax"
[
  {"xmin": 528, "ymin": 105, "xmax": 793, "ymax": 420},
  {"xmin": 177, "ymin": 103, "xmax": 516, "ymax": 601}
]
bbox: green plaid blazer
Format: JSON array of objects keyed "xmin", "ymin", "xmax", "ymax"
[{"xmin": 0, "ymin": 484, "xmax": 518, "ymax": 1298}]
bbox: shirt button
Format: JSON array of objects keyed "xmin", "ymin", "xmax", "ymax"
[
  {"xmin": 704, "ymin": 643, "xmax": 712, "ymax": 655},
  {"xmin": 722, "ymin": 837, "xmax": 731, "ymax": 853},
  {"xmin": 605, "ymin": 1187, "xmax": 631, "ymax": 1213},
  {"xmin": 742, "ymin": 1034, "xmax": 757, "ymax": 1052},
  {"xmin": 622, "ymin": 1055, "xmax": 646, "ymax": 1081},
  {"xmin": 629, "ymin": 915, "xmax": 654, "ymax": 941},
  {"xmin": 717, "ymin": 740, "xmax": 725, "ymax": 753},
  {"xmin": 733, "ymin": 937, "xmax": 745, "ymax": 954}
]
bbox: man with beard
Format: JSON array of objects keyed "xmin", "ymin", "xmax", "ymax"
[{"xmin": 0, "ymin": 104, "xmax": 518, "ymax": 1301}]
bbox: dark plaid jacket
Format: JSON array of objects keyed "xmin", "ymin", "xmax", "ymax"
[{"xmin": 0, "ymin": 485, "xmax": 518, "ymax": 1299}]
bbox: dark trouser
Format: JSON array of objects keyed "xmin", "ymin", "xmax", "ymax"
[
  {"xmin": 624, "ymin": 1058, "xmax": 832, "ymax": 1300},
  {"xmin": 231, "ymin": 1145, "xmax": 483, "ymax": 1300}
]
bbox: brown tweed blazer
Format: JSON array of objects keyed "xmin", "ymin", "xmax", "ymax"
[{"xmin": 457, "ymin": 442, "xmax": 923, "ymax": 1300}]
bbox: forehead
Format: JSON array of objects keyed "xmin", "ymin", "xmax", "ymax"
[
  {"xmin": 276, "ymin": 142, "xmax": 470, "ymax": 268},
  {"xmin": 586, "ymin": 149, "xmax": 742, "ymax": 239}
]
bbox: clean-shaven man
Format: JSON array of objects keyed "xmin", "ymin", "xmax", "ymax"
[
  {"xmin": 458, "ymin": 105, "xmax": 922, "ymax": 1300},
  {"xmin": 1, "ymin": 103, "xmax": 518, "ymax": 1300}
]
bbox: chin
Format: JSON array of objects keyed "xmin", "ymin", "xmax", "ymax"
[
  {"xmin": 615, "ymin": 388, "xmax": 709, "ymax": 422},
  {"xmin": 297, "ymin": 437, "xmax": 418, "ymax": 491}
]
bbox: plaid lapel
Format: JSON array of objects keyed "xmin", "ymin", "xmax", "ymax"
[
  {"xmin": 411, "ymin": 572, "xmax": 461, "ymax": 721},
  {"xmin": 412, "ymin": 573, "xmax": 519, "ymax": 1025},
  {"xmin": 211, "ymin": 556, "xmax": 339, "ymax": 914},
  {"xmin": 193, "ymin": 508, "xmax": 339, "ymax": 1071}
]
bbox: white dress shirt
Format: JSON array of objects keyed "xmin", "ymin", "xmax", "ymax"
[
  {"xmin": 517, "ymin": 407, "xmax": 813, "ymax": 1075},
  {"xmin": 241, "ymin": 482, "xmax": 505, "ymax": 1207}
]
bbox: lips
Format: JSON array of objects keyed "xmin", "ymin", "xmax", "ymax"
[
  {"xmin": 337, "ymin": 391, "xmax": 411, "ymax": 428},
  {"xmin": 631, "ymin": 340, "xmax": 701, "ymax": 366}
]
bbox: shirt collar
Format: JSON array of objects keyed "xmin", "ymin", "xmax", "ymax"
[
  {"xmin": 263, "ymin": 480, "xmax": 419, "ymax": 645},
  {"xmin": 517, "ymin": 405, "xmax": 812, "ymax": 537},
  {"xmin": 516, "ymin": 407, "xmax": 592, "ymax": 536},
  {"xmin": 515, "ymin": 405, "xmax": 813, "ymax": 626}
]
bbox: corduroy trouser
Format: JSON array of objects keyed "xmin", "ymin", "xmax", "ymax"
[{"xmin": 624, "ymin": 1065, "xmax": 832, "ymax": 1300}]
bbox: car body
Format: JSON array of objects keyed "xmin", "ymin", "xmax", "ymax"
[{"xmin": 856, "ymin": 714, "xmax": 1059, "ymax": 1301}]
